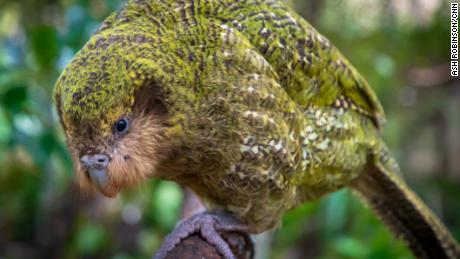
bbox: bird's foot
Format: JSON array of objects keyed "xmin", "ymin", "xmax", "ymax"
[{"xmin": 153, "ymin": 211, "xmax": 249, "ymax": 259}]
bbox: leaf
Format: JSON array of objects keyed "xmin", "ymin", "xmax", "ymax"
[
  {"xmin": 28, "ymin": 25, "xmax": 59, "ymax": 69},
  {"xmin": 75, "ymin": 223, "xmax": 107, "ymax": 256},
  {"xmin": 333, "ymin": 236, "xmax": 368, "ymax": 258},
  {"xmin": 1, "ymin": 84, "xmax": 27, "ymax": 112},
  {"xmin": 151, "ymin": 181, "xmax": 182, "ymax": 230}
]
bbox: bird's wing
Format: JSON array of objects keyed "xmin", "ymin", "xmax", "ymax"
[{"xmin": 212, "ymin": 0, "xmax": 385, "ymax": 128}]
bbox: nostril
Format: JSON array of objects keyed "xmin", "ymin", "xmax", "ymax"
[
  {"xmin": 80, "ymin": 154, "xmax": 110, "ymax": 169},
  {"xmin": 93, "ymin": 154, "xmax": 110, "ymax": 168}
]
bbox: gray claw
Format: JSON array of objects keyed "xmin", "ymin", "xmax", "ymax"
[{"xmin": 153, "ymin": 212, "xmax": 249, "ymax": 259}]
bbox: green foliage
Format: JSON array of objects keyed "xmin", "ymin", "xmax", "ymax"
[
  {"xmin": 151, "ymin": 181, "xmax": 182, "ymax": 230},
  {"xmin": 29, "ymin": 26, "xmax": 59, "ymax": 69},
  {"xmin": 0, "ymin": 0, "xmax": 458, "ymax": 258},
  {"xmin": 75, "ymin": 222, "xmax": 108, "ymax": 256}
]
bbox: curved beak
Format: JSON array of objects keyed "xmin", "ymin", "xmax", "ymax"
[
  {"xmin": 80, "ymin": 154, "xmax": 117, "ymax": 197},
  {"xmin": 87, "ymin": 167, "xmax": 109, "ymax": 193}
]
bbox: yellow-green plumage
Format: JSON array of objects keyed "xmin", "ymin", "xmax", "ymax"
[{"xmin": 54, "ymin": 0, "xmax": 460, "ymax": 258}]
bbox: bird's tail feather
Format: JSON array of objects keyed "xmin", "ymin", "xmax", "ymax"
[{"xmin": 350, "ymin": 144, "xmax": 460, "ymax": 259}]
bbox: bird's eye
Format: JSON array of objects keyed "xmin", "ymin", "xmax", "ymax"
[{"xmin": 114, "ymin": 118, "xmax": 129, "ymax": 134}]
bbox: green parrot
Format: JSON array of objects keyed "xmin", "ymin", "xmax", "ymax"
[{"xmin": 54, "ymin": 0, "xmax": 460, "ymax": 258}]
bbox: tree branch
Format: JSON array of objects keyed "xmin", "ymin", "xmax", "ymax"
[
  {"xmin": 164, "ymin": 232, "xmax": 254, "ymax": 259},
  {"xmin": 161, "ymin": 187, "xmax": 254, "ymax": 259}
]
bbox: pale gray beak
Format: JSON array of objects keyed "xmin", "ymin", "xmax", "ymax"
[{"xmin": 80, "ymin": 154, "xmax": 110, "ymax": 193}]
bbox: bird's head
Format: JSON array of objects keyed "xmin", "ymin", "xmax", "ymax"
[{"xmin": 54, "ymin": 33, "xmax": 171, "ymax": 197}]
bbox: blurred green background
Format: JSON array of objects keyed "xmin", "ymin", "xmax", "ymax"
[{"xmin": 0, "ymin": 0, "xmax": 458, "ymax": 258}]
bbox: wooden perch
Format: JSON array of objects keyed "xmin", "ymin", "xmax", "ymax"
[
  {"xmin": 164, "ymin": 232, "xmax": 254, "ymax": 259},
  {"xmin": 161, "ymin": 187, "xmax": 254, "ymax": 259}
]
